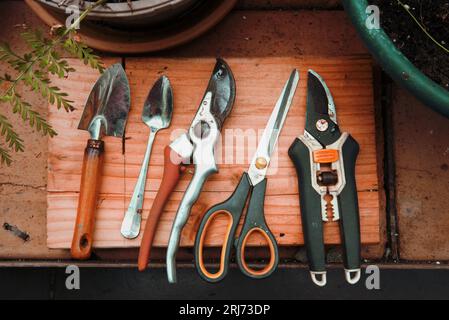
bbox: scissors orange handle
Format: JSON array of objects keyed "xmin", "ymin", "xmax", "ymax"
[
  {"xmin": 194, "ymin": 173, "xmax": 279, "ymax": 282},
  {"xmin": 235, "ymin": 177, "xmax": 279, "ymax": 279},
  {"xmin": 195, "ymin": 174, "xmax": 250, "ymax": 282}
]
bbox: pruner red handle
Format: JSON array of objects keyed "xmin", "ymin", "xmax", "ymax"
[{"xmin": 138, "ymin": 146, "xmax": 186, "ymax": 271}]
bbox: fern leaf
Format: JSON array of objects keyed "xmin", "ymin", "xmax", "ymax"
[
  {"xmin": 7, "ymin": 92, "xmax": 57, "ymax": 138},
  {"xmin": 0, "ymin": 114, "xmax": 24, "ymax": 152},
  {"xmin": 21, "ymin": 29, "xmax": 46, "ymax": 51},
  {"xmin": 26, "ymin": 70, "xmax": 74, "ymax": 112},
  {"xmin": 63, "ymin": 36, "xmax": 105, "ymax": 73},
  {"xmin": 0, "ymin": 146, "xmax": 12, "ymax": 166},
  {"xmin": 0, "ymin": 42, "xmax": 25, "ymax": 62}
]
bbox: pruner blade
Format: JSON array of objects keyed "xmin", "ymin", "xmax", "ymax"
[
  {"xmin": 201, "ymin": 58, "xmax": 236, "ymax": 131},
  {"xmin": 305, "ymin": 70, "xmax": 341, "ymax": 147}
]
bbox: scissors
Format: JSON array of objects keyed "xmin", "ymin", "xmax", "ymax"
[{"xmin": 194, "ymin": 69, "xmax": 299, "ymax": 282}]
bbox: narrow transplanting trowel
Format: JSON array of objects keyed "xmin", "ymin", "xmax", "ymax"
[{"xmin": 71, "ymin": 63, "xmax": 131, "ymax": 260}]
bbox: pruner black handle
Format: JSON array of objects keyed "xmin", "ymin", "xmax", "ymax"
[
  {"xmin": 194, "ymin": 173, "xmax": 250, "ymax": 283},
  {"xmin": 338, "ymin": 134, "xmax": 361, "ymax": 279},
  {"xmin": 289, "ymin": 134, "xmax": 362, "ymax": 285},
  {"xmin": 288, "ymin": 138, "xmax": 326, "ymax": 276}
]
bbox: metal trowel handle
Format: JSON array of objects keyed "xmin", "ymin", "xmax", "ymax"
[
  {"xmin": 166, "ymin": 156, "xmax": 218, "ymax": 283},
  {"xmin": 71, "ymin": 139, "xmax": 105, "ymax": 260}
]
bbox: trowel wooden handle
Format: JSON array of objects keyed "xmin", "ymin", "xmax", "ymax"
[
  {"xmin": 71, "ymin": 139, "xmax": 105, "ymax": 260},
  {"xmin": 138, "ymin": 146, "xmax": 185, "ymax": 271}
]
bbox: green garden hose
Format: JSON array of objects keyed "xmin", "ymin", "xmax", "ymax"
[{"xmin": 342, "ymin": 0, "xmax": 449, "ymax": 117}]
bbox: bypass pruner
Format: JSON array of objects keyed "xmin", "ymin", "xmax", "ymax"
[
  {"xmin": 136, "ymin": 58, "xmax": 236, "ymax": 281},
  {"xmin": 288, "ymin": 70, "xmax": 361, "ymax": 287}
]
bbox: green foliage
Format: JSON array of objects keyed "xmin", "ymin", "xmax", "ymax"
[
  {"xmin": 0, "ymin": 146, "xmax": 12, "ymax": 166},
  {"xmin": 5, "ymin": 90, "xmax": 58, "ymax": 137},
  {"xmin": 0, "ymin": 113, "xmax": 24, "ymax": 161},
  {"xmin": 64, "ymin": 35, "xmax": 105, "ymax": 73},
  {"xmin": 0, "ymin": 0, "xmax": 106, "ymax": 166},
  {"xmin": 24, "ymin": 69, "xmax": 74, "ymax": 112}
]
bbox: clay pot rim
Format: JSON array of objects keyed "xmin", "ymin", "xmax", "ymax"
[
  {"xmin": 26, "ymin": 0, "xmax": 238, "ymax": 54},
  {"xmin": 36, "ymin": 0, "xmax": 195, "ymax": 18}
]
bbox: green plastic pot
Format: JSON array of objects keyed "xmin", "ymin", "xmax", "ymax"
[{"xmin": 343, "ymin": 0, "xmax": 449, "ymax": 117}]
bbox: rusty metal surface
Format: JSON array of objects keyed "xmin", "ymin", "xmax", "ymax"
[
  {"xmin": 170, "ymin": 10, "xmax": 366, "ymax": 58},
  {"xmin": 0, "ymin": 0, "xmax": 69, "ymax": 260},
  {"xmin": 1, "ymin": 0, "xmax": 448, "ymax": 269},
  {"xmin": 0, "ymin": 0, "xmax": 387, "ymax": 266},
  {"xmin": 393, "ymin": 86, "xmax": 449, "ymax": 261},
  {"xmin": 238, "ymin": 0, "xmax": 341, "ymax": 9}
]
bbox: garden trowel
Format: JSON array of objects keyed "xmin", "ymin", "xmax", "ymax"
[{"xmin": 71, "ymin": 63, "xmax": 131, "ymax": 260}]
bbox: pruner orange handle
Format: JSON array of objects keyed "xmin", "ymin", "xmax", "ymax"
[{"xmin": 138, "ymin": 146, "xmax": 186, "ymax": 271}]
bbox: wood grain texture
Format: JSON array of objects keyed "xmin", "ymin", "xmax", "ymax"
[{"xmin": 47, "ymin": 57, "xmax": 380, "ymax": 249}]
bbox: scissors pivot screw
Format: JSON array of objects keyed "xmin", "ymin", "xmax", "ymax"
[
  {"xmin": 316, "ymin": 119, "xmax": 329, "ymax": 132},
  {"xmin": 255, "ymin": 157, "xmax": 268, "ymax": 169}
]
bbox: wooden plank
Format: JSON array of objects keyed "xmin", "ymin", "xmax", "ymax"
[{"xmin": 47, "ymin": 56, "xmax": 380, "ymax": 249}]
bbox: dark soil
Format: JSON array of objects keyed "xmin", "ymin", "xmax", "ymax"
[{"xmin": 370, "ymin": 0, "xmax": 449, "ymax": 91}]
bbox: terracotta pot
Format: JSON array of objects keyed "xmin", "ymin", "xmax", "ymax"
[
  {"xmin": 26, "ymin": 0, "xmax": 238, "ymax": 54},
  {"xmin": 36, "ymin": 0, "xmax": 199, "ymax": 26}
]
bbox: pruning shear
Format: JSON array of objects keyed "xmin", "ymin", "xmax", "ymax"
[
  {"xmin": 288, "ymin": 70, "xmax": 361, "ymax": 287},
  {"xmin": 194, "ymin": 70, "xmax": 299, "ymax": 282},
  {"xmin": 137, "ymin": 59, "xmax": 236, "ymax": 282}
]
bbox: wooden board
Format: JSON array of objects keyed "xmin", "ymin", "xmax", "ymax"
[{"xmin": 47, "ymin": 56, "xmax": 380, "ymax": 249}]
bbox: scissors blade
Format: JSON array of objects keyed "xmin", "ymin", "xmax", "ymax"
[{"xmin": 248, "ymin": 69, "xmax": 299, "ymax": 186}]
